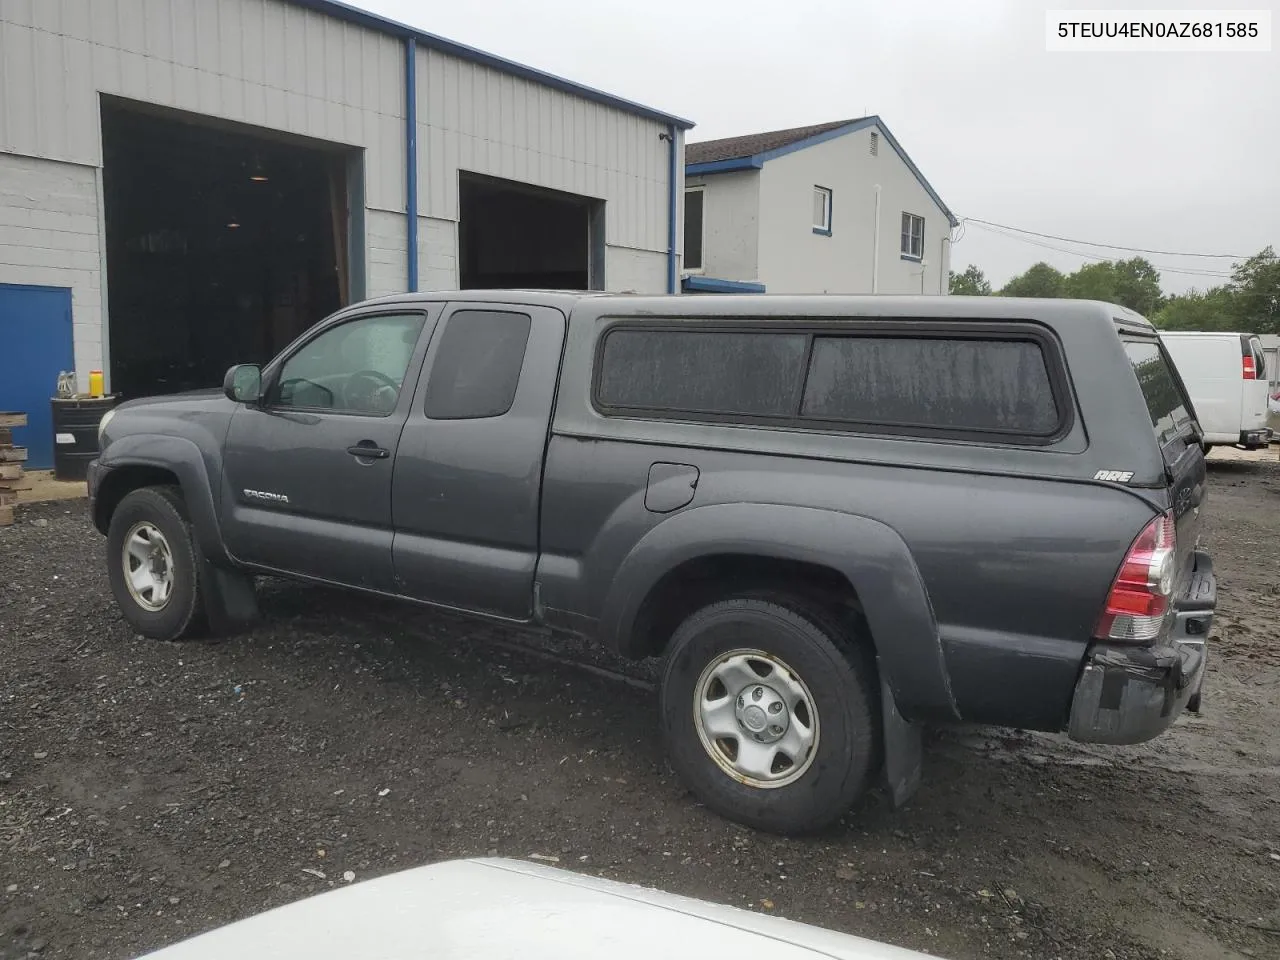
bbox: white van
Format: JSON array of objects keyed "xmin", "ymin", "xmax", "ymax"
[{"xmin": 1160, "ymin": 331, "xmax": 1271, "ymax": 450}]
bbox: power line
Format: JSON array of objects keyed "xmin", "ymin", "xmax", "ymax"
[
  {"xmin": 964, "ymin": 221, "xmax": 1235, "ymax": 280},
  {"xmin": 969, "ymin": 222, "xmax": 1235, "ymax": 279},
  {"xmin": 962, "ymin": 218, "xmax": 1272, "ymax": 261}
]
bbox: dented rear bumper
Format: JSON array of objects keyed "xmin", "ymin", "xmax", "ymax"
[{"xmin": 1068, "ymin": 552, "xmax": 1215, "ymax": 745}]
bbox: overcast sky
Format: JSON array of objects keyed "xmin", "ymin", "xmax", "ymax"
[{"xmin": 356, "ymin": 0, "xmax": 1277, "ymax": 295}]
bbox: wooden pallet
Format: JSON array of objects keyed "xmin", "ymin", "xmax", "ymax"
[{"xmin": 0, "ymin": 412, "xmax": 26, "ymax": 526}]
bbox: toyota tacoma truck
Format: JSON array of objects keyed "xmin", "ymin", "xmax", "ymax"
[{"xmin": 88, "ymin": 292, "xmax": 1216, "ymax": 835}]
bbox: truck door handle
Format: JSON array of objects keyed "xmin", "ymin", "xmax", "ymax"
[{"xmin": 346, "ymin": 443, "xmax": 389, "ymax": 460}]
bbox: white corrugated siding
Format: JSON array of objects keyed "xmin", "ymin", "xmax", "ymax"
[
  {"xmin": 0, "ymin": 0, "xmax": 679, "ymax": 312},
  {"xmin": 0, "ymin": 0, "xmax": 406, "ymax": 210},
  {"xmin": 0, "ymin": 152, "xmax": 104, "ymax": 377},
  {"xmin": 414, "ymin": 46, "xmax": 672, "ymax": 253}
]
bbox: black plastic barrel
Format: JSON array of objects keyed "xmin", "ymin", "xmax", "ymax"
[{"xmin": 51, "ymin": 396, "xmax": 118, "ymax": 481}]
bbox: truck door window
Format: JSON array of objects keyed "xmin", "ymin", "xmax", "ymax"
[
  {"xmin": 273, "ymin": 313, "xmax": 426, "ymax": 416},
  {"xmin": 423, "ymin": 310, "xmax": 532, "ymax": 420}
]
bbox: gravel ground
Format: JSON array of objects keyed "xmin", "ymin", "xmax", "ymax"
[{"xmin": 2, "ymin": 459, "xmax": 1279, "ymax": 960}]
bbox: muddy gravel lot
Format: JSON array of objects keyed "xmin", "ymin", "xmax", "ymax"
[{"xmin": 3, "ymin": 454, "xmax": 1279, "ymax": 960}]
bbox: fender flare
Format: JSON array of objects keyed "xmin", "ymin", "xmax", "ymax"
[
  {"xmin": 598, "ymin": 502, "xmax": 957, "ymax": 721},
  {"xmin": 97, "ymin": 434, "xmax": 229, "ymax": 564}
]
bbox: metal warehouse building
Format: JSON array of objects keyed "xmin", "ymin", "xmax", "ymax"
[{"xmin": 0, "ymin": 0, "xmax": 692, "ymax": 464}]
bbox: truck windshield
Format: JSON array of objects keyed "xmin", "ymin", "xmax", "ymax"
[{"xmin": 1124, "ymin": 339, "xmax": 1196, "ymax": 448}]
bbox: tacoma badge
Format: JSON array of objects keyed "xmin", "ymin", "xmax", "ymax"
[{"xmin": 243, "ymin": 489, "xmax": 290, "ymax": 505}]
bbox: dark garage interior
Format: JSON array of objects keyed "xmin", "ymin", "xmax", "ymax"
[
  {"xmin": 459, "ymin": 173, "xmax": 602, "ymax": 291},
  {"xmin": 102, "ymin": 100, "xmax": 355, "ymax": 400}
]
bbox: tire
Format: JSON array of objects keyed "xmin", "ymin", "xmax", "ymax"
[
  {"xmin": 106, "ymin": 486, "xmax": 206, "ymax": 641},
  {"xmin": 659, "ymin": 596, "xmax": 877, "ymax": 835}
]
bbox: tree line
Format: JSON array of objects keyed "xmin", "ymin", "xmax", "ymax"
[{"xmin": 948, "ymin": 246, "xmax": 1280, "ymax": 334}]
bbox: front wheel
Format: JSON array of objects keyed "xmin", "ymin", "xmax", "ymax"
[
  {"xmin": 106, "ymin": 486, "xmax": 206, "ymax": 641},
  {"xmin": 659, "ymin": 597, "xmax": 877, "ymax": 835}
]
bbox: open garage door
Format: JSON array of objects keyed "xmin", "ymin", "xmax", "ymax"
[
  {"xmin": 101, "ymin": 99, "xmax": 359, "ymax": 400},
  {"xmin": 459, "ymin": 173, "xmax": 603, "ymax": 291}
]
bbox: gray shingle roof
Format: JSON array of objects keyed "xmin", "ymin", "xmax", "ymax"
[{"xmin": 685, "ymin": 119, "xmax": 866, "ymax": 165}]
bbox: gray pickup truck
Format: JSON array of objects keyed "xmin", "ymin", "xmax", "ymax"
[{"xmin": 88, "ymin": 292, "xmax": 1216, "ymax": 834}]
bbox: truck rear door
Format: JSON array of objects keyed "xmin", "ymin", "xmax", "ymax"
[
  {"xmin": 390, "ymin": 303, "xmax": 567, "ymax": 620},
  {"xmin": 1121, "ymin": 334, "xmax": 1206, "ymax": 591}
]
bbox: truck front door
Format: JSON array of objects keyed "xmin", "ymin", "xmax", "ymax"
[
  {"xmin": 391, "ymin": 303, "xmax": 566, "ymax": 620},
  {"xmin": 221, "ymin": 307, "xmax": 439, "ymax": 590}
]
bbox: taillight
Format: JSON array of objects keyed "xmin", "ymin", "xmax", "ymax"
[
  {"xmin": 1094, "ymin": 512, "xmax": 1177, "ymax": 643},
  {"xmin": 1243, "ymin": 354, "xmax": 1257, "ymax": 379}
]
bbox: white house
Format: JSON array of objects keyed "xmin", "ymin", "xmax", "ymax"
[{"xmin": 682, "ymin": 117, "xmax": 956, "ymax": 296}]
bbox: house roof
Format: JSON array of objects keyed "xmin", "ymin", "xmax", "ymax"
[
  {"xmin": 685, "ymin": 119, "xmax": 863, "ymax": 165},
  {"xmin": 685, "ymin": 116, "xmax": 957, "ymax": 227},
  {"xmin": 288, "ymin": 0, "xmax": 694, "ymax": 130}
]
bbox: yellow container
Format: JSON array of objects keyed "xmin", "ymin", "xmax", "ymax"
[{"xmin": 88, "ymin": 370, "xmax": 104, "ymax": 397}]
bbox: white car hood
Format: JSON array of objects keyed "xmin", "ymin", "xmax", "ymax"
[{"xmin": 137, "ymin": 858, "xmax": 939, "ymax": 960}]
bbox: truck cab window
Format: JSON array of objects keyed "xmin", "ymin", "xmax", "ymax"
[
  {"xmin": 273, "ymin": 313, "xmax": 426, "ymax": 416},
  {"xmin": 423, "ymin": 310, "xmax": 532, "ymax": 420}
]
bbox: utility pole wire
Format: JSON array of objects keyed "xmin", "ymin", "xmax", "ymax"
[
  {"xmin": 965, "ymin": 222, "xmax": 1236, "ymax": 280},
  {"xmin": 960, "ymin": 218, "xmax": 1274, "ymax": 262}
]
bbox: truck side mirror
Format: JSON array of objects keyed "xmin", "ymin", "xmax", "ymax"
[{"xmin": 224, "ymin": 364, "xmax": 262, "ymax": 404}]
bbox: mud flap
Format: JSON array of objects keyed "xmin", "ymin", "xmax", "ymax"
[
  {"xmin": 879, "ymin": 674, "xmax": 923, "ymax": 808},
  {"xmin": 198, "ymin": 549, "xmax": 259, "ymax": 636}
]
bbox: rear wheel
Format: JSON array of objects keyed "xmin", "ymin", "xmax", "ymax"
[
  {"xmin": 106, "ymin": 486, "xmax": 206, "ymax": 641},
  {"xmin": 659, "ymin": 596, "xmax": 877, "ymax": 835}
]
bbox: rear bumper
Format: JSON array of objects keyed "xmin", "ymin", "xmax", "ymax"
[
  {"xmin": 1239, "ymin": 428, "xmax": 1270, "ymax": 447},
  {"xmin": 1068, "ymin": 551, "xmax": 1215, "ymax": 745}
]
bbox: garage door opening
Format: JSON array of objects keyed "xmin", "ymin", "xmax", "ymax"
[
  {"xmin": 101, "ymin": 100, "xmax": 358, "ymax": 400},
  {"xmin": 459, "ymin": 173, "xmax": 603, "ymax": 291}
]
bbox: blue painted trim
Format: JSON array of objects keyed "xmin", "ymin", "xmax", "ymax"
[
  {"xmin": 666, "ymin": 125, "xmax": 677, "ymax": 294},
  {"xmin": 686, "ymin": 116, "xmax": 957, "ymax": 227},
  {"xmin": 404, "ymin": 37, "xmax": 418, "ymax": 292},
  {"xmin": 681, "ymin": 275, "xmax": 766, "ymax": 294},
  {"xmin": 900, "ymin": 254, "xmax": 923, "ymax": 262},
  {"xmin": 289, "ymin": 0, "xmax": 694, "ymax": 130},
  {"xmin": 685, "ymin": 156, "xmax": 762, "ymax": 176},
  {"xmin": 813, "ymin": 227, "xmax": 832, "ymax": 237}
]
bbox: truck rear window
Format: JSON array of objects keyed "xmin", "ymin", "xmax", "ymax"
[
  {"xmin": 1123, "ymin": 339, "xmax": 1195, "ymax": 447},
  {"xmin": 801, "ymin": 336, "xmax": 1059, "ymax": 435},
  {"xmin": 595, "ymin": 325, "xmax": 1064, "ymax": 441}
]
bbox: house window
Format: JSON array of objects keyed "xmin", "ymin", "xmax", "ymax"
[
  {"xmin": 684, "ymin": 188, "xmax": 704, "ymax": 271},
  {"xmin": 813, "ymin": 186, "xmax": 832, "ymax": 236},
  {"xmin": 901, "ymin": 213, "xmax": 924, "ymax": 260}
]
